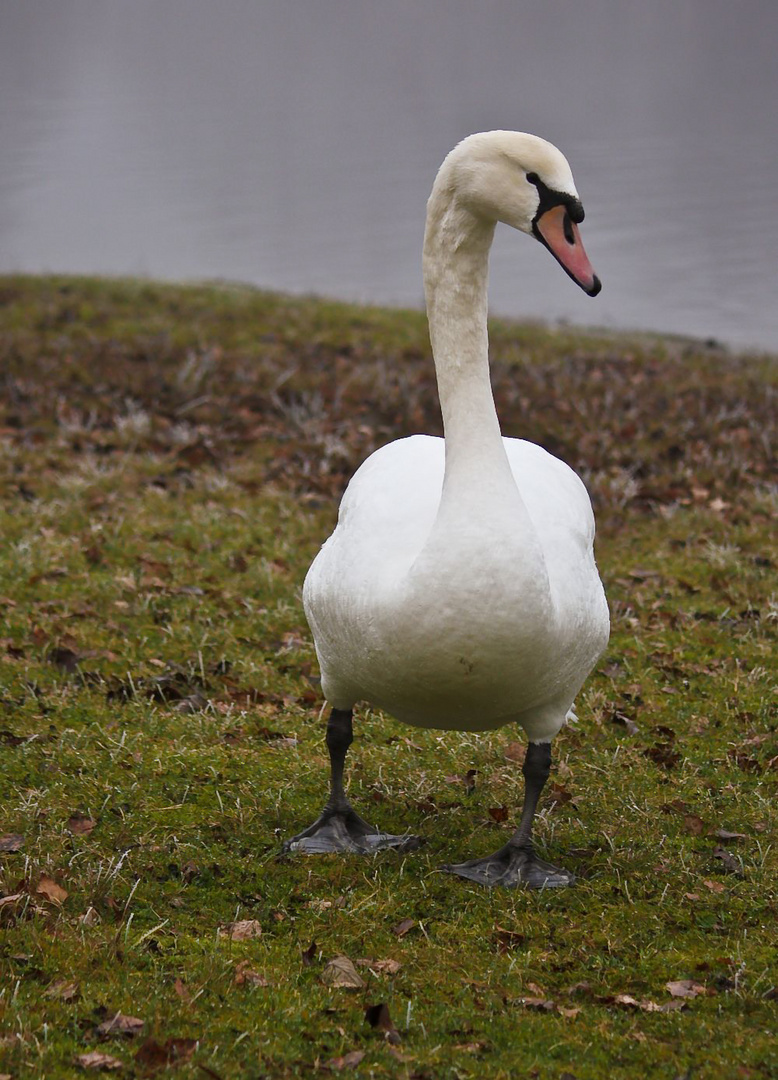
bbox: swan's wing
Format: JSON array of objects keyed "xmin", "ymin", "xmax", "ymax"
[
  {"xmin": 504, "ymin": 438, "xmax": 596, "ymax": 550},
  {"xmin": 305, "ymin": 434, "xmax": 444, "ymax": 599}
]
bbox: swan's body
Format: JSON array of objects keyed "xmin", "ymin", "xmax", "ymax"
[
  {"xmin": 306, "ymin": 434, "xmax": 607, "ymax": 741},
  {"xmin": 285, "ymin": 131, "xmax": 609, "ymax": 887}
]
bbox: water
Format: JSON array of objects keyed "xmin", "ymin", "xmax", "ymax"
[{"xmin": 2, "ymin": 0, "xmax": 777, "ymax": 351}]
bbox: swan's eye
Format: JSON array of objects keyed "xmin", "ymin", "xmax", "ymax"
[
  {"xmin": 526, "ymin": 171, "xmax": 539, "ymax": 185},
  {"xmin": 563, "ymin": 211, "xmax": 575, "ymax": 245}
]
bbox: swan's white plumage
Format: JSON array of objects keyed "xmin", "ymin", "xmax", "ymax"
[
  {"xmin": 305, "ymin": 435, "xmax": 608, "ymax": 740},
  {"xmin": 303, "ymin": 131, "xmax": 609, "ymax": 745}
]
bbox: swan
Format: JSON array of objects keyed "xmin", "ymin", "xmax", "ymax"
[{"xmin": 284, "ymin": 131, "xmax": 609, "ymax": 888}]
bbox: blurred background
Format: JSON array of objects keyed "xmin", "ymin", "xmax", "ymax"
[{"xmin": 1, "ymin": 0, "xmax": 777, "ymax": 350}]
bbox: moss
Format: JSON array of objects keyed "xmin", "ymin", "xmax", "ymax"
[{"xmin": 0, "ymin": 275, "xmax": 776, "ymax": 1078}]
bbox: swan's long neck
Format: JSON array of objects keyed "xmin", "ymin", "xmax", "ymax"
[{"xmin": 423, "ymin": 186, "xmax": 516, "ymax": 505}]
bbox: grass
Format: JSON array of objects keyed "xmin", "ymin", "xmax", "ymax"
[{"xmin": 0, "ymin": 274, "xmax": 776, "ymax": 1079}]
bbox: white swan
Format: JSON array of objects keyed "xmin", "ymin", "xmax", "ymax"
[{"xmin": 284, "ymin": 131, "xmax": 609, "ymax": 887}]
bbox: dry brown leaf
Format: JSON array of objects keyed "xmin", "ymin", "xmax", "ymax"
[
  {"xmin": 0, "ymin": 893, "xmax": 24, "ymax": 912},
  {"xmin": 365, "ymin": 1002, "xmax": 401, "ymax": 1045},
  {"xmin": 302, "ymin": 940, "xmax": 318, "ymax": 966},
  {"xmin": 558, "ymin": 1006, "xmax": 581, "ymax": 1019},
  {"xmin": 666, "ymin": 979, "xmax": 707, "ymax": 998},
  {"xmin": 713, "ymin": 846, "xmax": 743, "ymax": 876},
  {"xmin": 454, "ymin": 1042, "xmax": 488, "ymax": 1053},
  {"xmin": 96, "ymin": 1013, "xmax": 145, "ymax": 1038},
  {"xmin": 488, "ymin": 805, "xmax": 509, "ymax": 823},
  {"xmin": 0, "ymin": 833, "xmax": 24, "ymax": 853},
  {"xmin": 45, "ymin": 978, "xmax": 79, "ymax": 1001},
  {"xmin": 386, "ymin": 1047, "xmax": 414, "ymax": 1063},
  {"xmin": 612, "ymin": 994, "xmax": 661, "ymax": 1012},
  {"xmin": 713, "ymin": 827, "xmax": 746, "ymax": 841},
  {"xmin": 234, "ymin": 960, "xmax": 270, "ymax": 987},
  {"xmin": 79, "ymin": 906, "xmax": 101, "ymax": 927},
  {"xmin": 703, "ymin": 879, "xmax": 726, "ymax": 894},
  {"xmin": 135, "ymin": 1037, "xmax": 197, "ymax": 1073},
  {"xmin": 173, "ymin": 978, "xmax": 191, "ymax": 1002},
  {"xmin": 67, "ymin": 813, "xmax": 96, "ymax": 836},
  {"xmin": 391, "ymin": 918, "xmax": 415, "ymax": 938},
  {"xmin": 518, "ymin": 997, "xmax": 556, "ymax": 1011},
  {"xmin": 683, "ymin": 814, "xmax": 705, "ymax": 835},
  {"xmin": 504, "ymin": 741, "xmax": 525, "ymax": 763},
  {"xmin": 35, "ymin": 874, "xmax": 69, "ymax": 905},
  {"xmin": 321, "ymin": 956, "xmax": 366, "ymax": 989},
  {"xmin": 75, "ymin": 1050, "xmax": 125, "ymax": 1071},
  {"xmin": 325, "ymin": 1050, "xmax": 365, "ymax": 1071},
  {"xmin": 494, "ymin": 926, "xmax": 526, "ymax": 952},
  {"xmin": 355, "ymin": 958, "xmax": 402, "ymax": 975},
  {"xmin": 219, "ymin": 919, "xmax": 262, "ymax": 941}
]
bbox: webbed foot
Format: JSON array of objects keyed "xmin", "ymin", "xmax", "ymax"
[
  {"xmin": 283, "ymin": 807, "xmax": 422, "ymax": 855},
  {"xmin": 444, "ymin": 842, "xmax": 575, "ymax": 889}
]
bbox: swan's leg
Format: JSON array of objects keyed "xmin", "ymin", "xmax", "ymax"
[
  {"xmin": 282, "ymin": 707, "xmax": 422, "ymax": 855},
  {"xmin": 444, "ymin": 741, "xmax": 575, "ymax": 888}
]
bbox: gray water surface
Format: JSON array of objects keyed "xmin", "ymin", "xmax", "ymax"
[{"xmin": 2, "ymin": 1, "xmax": 777, "ymax": 350}]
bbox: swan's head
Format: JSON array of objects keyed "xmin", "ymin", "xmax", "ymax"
[{"xmin": 438, "ymin": 130, "xmax": 601, "ymax": 296}]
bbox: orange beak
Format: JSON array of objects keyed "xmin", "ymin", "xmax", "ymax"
[{"xmin": 534, "ymin": 205, "xmax": 601, "ymax": 296}]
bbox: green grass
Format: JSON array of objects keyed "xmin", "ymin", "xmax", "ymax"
[{"xmin": 0, "ymin": 275, "xmax": 776, "ymax": 1078}]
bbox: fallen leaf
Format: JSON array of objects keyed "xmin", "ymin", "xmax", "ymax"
[
  {"xmin": 494, "ymin": 926, "xmax": 525, "ymax": 951},
  {"xmin": 365, "ymin": 1002, "xmax": 401, "ymax": 1044},
  {"xmin": 48, "ymin": 645, "xmax": 81, "ymax": 672},
  {"xmin": 321, "ymin": 956, "xmax": 366, "ymax": 989},
  {"xmin": 0, "ymin": 833, "xmax": 24, "ymax": 853},
  {"xmin": 666, "ymin": 980, "xmax": 707, "ymax": 999},
  {"xmin": 96, "ymin": 1013, "xmax": 144, "ymax": 1038},
  {"xmin": 386, "ymin": 1047, "xmax": 413, "ymax": 1063},
  {"xmin": 391, "ymin": 918, "xmax": 415, "ymax": 938},
  {"xmin": 0, "ymin": 892, "xmax": 24, "ymax": 912},
  {"xmin": 518, "ymin": 997, "xmax": 556, "ymax": 1011},
  {"xmin": 173, "ymin": 978, "xmax": 191, "ymax": 1002},
  {"xmin": 683, "ymin": 814, "xmax": 705, "ymax": 835},
  {"xmin": 454, "ymin": 1042, "xmax": 488, "ymax": 1053},
  {"xmin": 610, "ymin": 711, "xmax": 640, "ymax": 735},
  {"xmin": 79, "ymin": 906, "xmax": 101, "ymax": 927},
  {"xmin": 558, "ymin": 1006, "xmax": 581, "ymax": 1018},
  {"xmin": 713, "ymin": 846, "xmax": 743, "ymax": 876},
  {"xmin": 548, "ymin": 783, "xmax": 576, "ymax": 809},
  {"xmin": 35, "ymin": 874, "xmax": 69, "ymax": 905},
  {"xmin": 234, "ymin": 960, "xmax": 270, "ymax": 987},
  {"xmin": 75, "ymin": 1050, "xmax": 125, "ymax": 1071},
  {"xmin": 355, "ymin": 958, "xmax": 402, "ymax": 975},
  {"xmin": 504, "ymin": 741, "xmax": 525, "ymax": 763},
  {"xmin": 135, "ymin": 1037, "xmax": 197, "ymax": 1073},
  {"xmin": 643, "ymin": 742, "xmax": 681, "ymax": 769},
  {"xmin": 325, "ymin": 1050, "xmax": 365, "ymax": 1071},
  {"xmin": 68, "ymin": 813, "xmax": 96, "ymax": 836},
  {"xmin": 713, "ymin": 828, "xmax": 746, "ymax": 842},
  {"xmin": 302, "ymin": 941, "xmax": 318, "ymax": 966},
  {"xmin": 703, "ymin": 879, "xmax": 725, "ymax": 894},
  {"xmin": 219, "ymin": 919, "xmax": 262, "ymax": 941},
  {"xmin": 45, "ymin": 978, "xmax": 79, "ymax": 1001},
  {"xmin": 611, "ymin": 994, "xmax": 661, "ymax": 1012},
  {"xmin": 488, "ymin": 806, "xmax": 509, "ymax": 823}
]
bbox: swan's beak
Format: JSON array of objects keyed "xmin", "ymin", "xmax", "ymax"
[{"xmin": 534, "ymin": 205, "xmax": 601, "ymax": 297}]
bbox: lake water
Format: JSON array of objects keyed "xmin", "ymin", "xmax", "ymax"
[{"xmin": 2, "ymin": 0, "xmax": 777, "ymax": 352}]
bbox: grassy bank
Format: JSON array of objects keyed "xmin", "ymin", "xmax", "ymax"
[{"xmin": 0, "ymin": 275, "xmax": 776, "ymax": 1079}]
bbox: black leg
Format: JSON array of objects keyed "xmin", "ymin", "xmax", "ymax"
[
  {"xmin": 282, "ymin": 707, "xmax": 423, "ymax": 855},
  {"xmin": 444, "ymin": 741, "xmax": 575, "ymax": 888}
]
